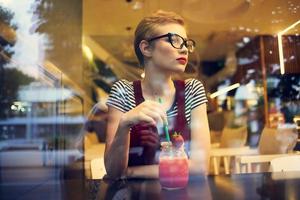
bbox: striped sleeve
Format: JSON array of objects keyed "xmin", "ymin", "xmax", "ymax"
[
  {"xmin": 189, "ymin": 79, "xmax": 208, "ymax": 110},
  {"xmin": 106, "ymin": 80, "xmax": 128, "ymax": 113}
]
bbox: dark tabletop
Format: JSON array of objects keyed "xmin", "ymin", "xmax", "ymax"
[{"xmin": 84, "ymin": 172, "xmax": 300, "ymax": 200}]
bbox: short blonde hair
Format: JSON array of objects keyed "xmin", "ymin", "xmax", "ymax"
[{"xmin": 134, "ymin": 10, "xmax": 185, "ymax": 67}]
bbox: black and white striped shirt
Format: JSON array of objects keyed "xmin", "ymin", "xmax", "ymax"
[{"xmin": 106, "ymin": 79, "xmax": 207, "ymax": 125}]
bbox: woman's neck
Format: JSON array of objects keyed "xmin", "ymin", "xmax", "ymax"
[{"xmin": 141, "ymin": 68, "xmax": 175, "ymax": 100}]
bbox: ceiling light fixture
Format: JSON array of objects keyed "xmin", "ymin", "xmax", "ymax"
[
  {"xmin": 243, "ymin": 37, "xmax": 250, "ymax": 43},
  {"xmin": 236, "ymin": 42, "xmax": 244, "ymax": 48},
  {"xmin": 210, "ymin": 83, "xmax": 240, "ymax": 98},
  {"xmin": 83, "ymin": 44, "xmax": 93, "ymax": 61},
  {"xmin": 277, "ymin": 19, "xmax": 300, "ymax": 74},
  {"xmin": 132, "ymin": 1, "xmax": 143, "ymax": 10}
]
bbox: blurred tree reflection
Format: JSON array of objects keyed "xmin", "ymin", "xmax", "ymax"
[
  {"xmin": 35, "ymin": 0, "xmax": 84, "ymax": 87},
  {"xmin": 0, "ymin": 6, "xmax": 17, "ymax": 29},
  {"xmin": 0, "ymin": 68, "xmax": 34, "ymax": 119},
  {"xmin": 0, "ymin": 6, "xmax": 32, "ymax": 119}
]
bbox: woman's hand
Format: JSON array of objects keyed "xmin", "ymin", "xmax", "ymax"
[
  {"xmin": 133, "ymin": 122, "xmax": 160, "ymax": 149},
  {"xmin": 120, "ymin": 100, "xmax": 168, "ymax": 128},
  {"xmin": 140, "ymin": 126, "xmax": 160, "ymax": 148},
  {"xmin": 134, "ymin": 122, "xmax": 160, "ymax": 164}
]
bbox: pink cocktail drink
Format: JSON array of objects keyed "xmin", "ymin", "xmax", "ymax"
[{"xmin": 159, "ymin": 156, "xmax": 189, "ymax": 189}]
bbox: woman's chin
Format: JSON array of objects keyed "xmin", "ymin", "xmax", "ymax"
[
  {"xmin": 160, "ymin": 64, "xmax": 186, "ymax": 74},
  {"xmin": 172, "ymin": 65, "xmax": 186, "ymax": 73}
]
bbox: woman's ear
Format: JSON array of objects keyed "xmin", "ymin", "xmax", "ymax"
[{"xmin": 139, "ymin": 40, "xmax": 152, "ymax": 58}]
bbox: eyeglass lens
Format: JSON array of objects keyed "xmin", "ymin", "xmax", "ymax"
[{"xmin": 170, "ymin": 34, "xmax": 194, "ymax": 52}]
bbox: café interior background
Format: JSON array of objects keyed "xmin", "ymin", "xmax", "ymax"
[{"xmin": 0, "ymin": 0, "xmax": 299, "ymax": 197}]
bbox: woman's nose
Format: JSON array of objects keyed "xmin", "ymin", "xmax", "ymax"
[{"xmin": 179, "ymin": 45, "xmax": 188, "ymax": 54}]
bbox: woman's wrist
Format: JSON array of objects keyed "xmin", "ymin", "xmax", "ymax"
[
  {"xmin": 119, "ymin": 113, "xmax": 133, "ymax": 128},
  {"xmin": 119, "ymin": 113, "xmax": 134, "ymax": 128},
  {"xmin": 117, "ymin": 114, "xmax": 133, "ymax": 138}
]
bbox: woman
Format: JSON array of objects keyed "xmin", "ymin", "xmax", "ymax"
[{"xmin": 104, "ymin": 10, "xmax": 210, "ymax": 179}]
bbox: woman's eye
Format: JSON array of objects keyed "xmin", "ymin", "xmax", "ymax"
[{"xmin": 171, "ymin": 36, "xmax": 181, "ymax": 44}]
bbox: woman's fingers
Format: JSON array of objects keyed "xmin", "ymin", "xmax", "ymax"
[
  {"xmin": 136, "ymin": 122, "xmax": 156, "ymax": 130},
  {"xmin": 140, "ymin": 130, "xmax": 159, "ymax": 139},
  {"xmin": 140, "ymin": 133, "xmax": 159, "ymax": 147},
  {"xmin": 138, "ymin": 113, "xmax": 156, "ymax": 125},
  {"xmin": 138, "ymin": 128, "xmax": 159, "ymax": 147},
  {"xmin": 147, "ymin": 101, "xmax": 168, "ymax": 124},
  {"xmin": 141, "ymin": 102, "xmax": 168, "ymax": 125},
  {"xmin": 142, "ymin": 108, "xmax": 164, "ymax": 125},
  {"xmin": 127, "ymin": 100, "xmax": 168, "ymax": 126}
]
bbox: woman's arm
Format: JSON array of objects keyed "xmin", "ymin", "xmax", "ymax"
[
  {"xmin": 120, "ymin": 104, "xmax": 210, "ymax": 179},
  {"xmin": 126, "ymin": 104, "xmax": 211, "ymax": 179},
  {"xmin": 189, "ymin": 103, "xmax": 211, "ymax": 175},
  {"xmin": 104, "ymin": 106, "xmax": 131, "ymax": 179},
  {"xmin": 126, "ymin": 165, "xmax": 159, "ymax": 178},
  {"xmin": 126, "ymin": 102, "xmax": 211, "ymax": 178},
  {"xmin": 104, "ymin": 101, "xmax": 167, "ymax": 179}
]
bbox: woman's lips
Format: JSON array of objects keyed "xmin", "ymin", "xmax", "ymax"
[{"xmin": 176, "ymin": 58, "xmax": 187, "ymax": 64}]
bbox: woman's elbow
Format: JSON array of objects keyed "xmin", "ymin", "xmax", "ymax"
[
  {"xmin": 105, "ymin": 169, "xmax": 123, "ymax": 180},
  {"xmin": 104, "ymin": 156, "xmax": 127, "ymax": 180}
]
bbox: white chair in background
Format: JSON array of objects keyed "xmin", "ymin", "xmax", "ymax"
[
  {"xmin": 84, "ymin": 132, "xmax": 106, "ymax": 178},
  {"xmin": 219, "ymin": 126, "xmax": 248, "ymax": 148},
  {"xmin": 235, "ymin": 126, "xmax": 299, "ymax": 173},
  {"xmin": 210, "ymin": 146, "xmax": 258, "ymax": 175},
  {"xmin": 209, "ymin": 125, "xmax": 250, "ymax": 175},
  {"xmin": 90, "ymin": 157, "xmax": 106, "ymax": 179},
  {"xmin": 270, "ymin": 155, "xmax": 300, "ymax": 172}
]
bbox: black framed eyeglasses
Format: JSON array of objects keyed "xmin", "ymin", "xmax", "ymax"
[{"xmin": 147, "ymin": 33, "xmax": 196, "ymax": 53}]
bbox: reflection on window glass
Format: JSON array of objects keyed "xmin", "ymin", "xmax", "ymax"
[
  {"xmin": 0, "ymin": 0, "xmax": 299, "ymax": 199},
  {"xmin": 0, "ymin": 1, "xmax": 86, "ymax": 199}
]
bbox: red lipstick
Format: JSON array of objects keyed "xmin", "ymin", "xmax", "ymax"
[{"xmin": 176, "ymin": 57, "xmax": 187, "ymax": 64}]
